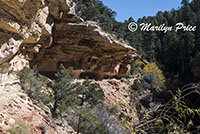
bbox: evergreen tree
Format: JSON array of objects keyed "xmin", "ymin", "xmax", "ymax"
[
  {"xmin": 48, "ymin": 65, "xmax": 107, "ymax": 133},
  {"xmin": 181, "ymin": 0, "xmax": 189, "ymax": 6}
]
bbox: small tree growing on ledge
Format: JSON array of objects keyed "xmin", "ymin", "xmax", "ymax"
[
  {"xmin": 48, "ymin": 65, "xmax": 108, "ymax": 133},
  {"xmin": 47, "ymin": 64, "xmax": 80, "ymax": 116}
]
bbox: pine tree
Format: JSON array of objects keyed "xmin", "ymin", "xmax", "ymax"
[
  {"xmin": 181, "ymin": 0, "xmax": 189, "ymax": 6},
  {"xmin": 48, "ymin": 65, "xmax": 107, "ymax": 133}
]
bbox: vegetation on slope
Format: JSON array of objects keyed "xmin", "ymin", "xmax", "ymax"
[
  {"xmin": 17, "ymin": 66, "xmax": 109, "ymax": 134},
  {"xmin": 17, "ymin": 65, "xmax": 200, "ymax": 133}
]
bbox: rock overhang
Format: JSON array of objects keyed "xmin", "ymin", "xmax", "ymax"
[
  {"xmin": 34, "ymin": 21, "xmax": 138, "ymax": 78},
  {"xmin": 0, "ymin": 0, "xmax": 138, "ymax": 79}
]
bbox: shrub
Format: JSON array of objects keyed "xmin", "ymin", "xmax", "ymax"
[
  {"xmin": 143, "ymin": 63, "xmax": 165, "ymax": 83},
  {"xmin": 48, "ymin": 65, "xmax": 105, "ymax": 115},
  {"xmin": 130, "ymin": 79, "xmax": 145, "ymax": 101},
  {"xmin": 130, "ymin": 59, "xmax": 144, "ymax": 75},
  {"xmin": 0, "ymin": 63, "xmax": 10, "ymax": 74},
  {"xmin": 9, "ymin": 121, "xmax": 30, "ymax": 134},
  {"xmin": 69, "ymin": 108, "xmax": 109, "ymax": 134},
  {"xmin": 17, "ymin": 67, "xmax": 53, "ymax": 106},
  {"xmin": 142, "ymin": 72, "xmax": 165, "ymax": 93}
]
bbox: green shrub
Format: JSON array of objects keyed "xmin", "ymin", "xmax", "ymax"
[
  {"xmin": 48, "ymin": 65, "xmax": 105, "ymax": 115},
  {"xmin": 9, "ymin": 121, "xmax": 30, "ymax": 134},
  {"xmin": 70, "ymin": 108, "xmax": 109, "ymax": 134},
  {"xmin": 130, "ymin": 59, "xmax": 144, "ymax": 75},
  {"xmin": 130, "ymin": 79, "xmax": 144, "ymax": 101},
  {"xmin": 17, "ymin": 67, "xmax": 53, "ymax": 106}
]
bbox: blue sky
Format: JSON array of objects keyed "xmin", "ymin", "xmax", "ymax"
[{"xmin": 101, "ymin": 0, "xmax": 184, "ymax": 22}]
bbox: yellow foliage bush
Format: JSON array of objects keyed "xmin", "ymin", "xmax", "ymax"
[
  {"xmin": 134, "ymin": 59, "xmax": 145, "ymax": 66},
  {"xmin": 143, "ymin": 63, "xmax": 165, "ymax": 83}
]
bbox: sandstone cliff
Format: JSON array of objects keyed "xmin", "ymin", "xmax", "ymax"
[{"xmin": 0, "ymin": 0, "xmax": 138, "ymax": 79}]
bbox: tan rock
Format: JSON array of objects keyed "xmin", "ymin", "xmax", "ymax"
[
  {"xmin": 9, "ymin": 54, "xmax": 29, "ymax": 71},
  {"xmin": 0, "ymin": 0, "xmax": 50, "ymax": 65},
  {"xmin": 8, "ymin": 118, "xmax": 15, "ymax": 125},
  {"xmin": 0, "ymin": 0, "xmax": 138, "ymax": 79},
  {"xmin": 32, "ymin": 21, "xmax": 138, "ymax": 78}
]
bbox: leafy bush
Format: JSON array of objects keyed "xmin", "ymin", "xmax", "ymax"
[
  {"xmin": 143, "ymin": 63, "xmax": 165, "ymax": 83},
  {"xmin": 9, "ymin": 121, "xmax": 30, "ymax": 134},
  {"xmin": 0, "ymin": 63, "xmax": 10, "ymax": 74},
  {"xmin": 46, "ymin": 65, "xmax": 79, "ymax": 115},
  {"xmin": 142, "ymin": 72, "xmax": 165, "ymax": 93},
  {"xmin": 130, "ymin": 63, "xmax": 139, "ymax": 76},
  {"xmin": 17, "ymin": 65, "xmax": 108, "ymax": 133},
  {"xmin": 131, "ymin": 72, "xmax": 163, "ymax": 103}
]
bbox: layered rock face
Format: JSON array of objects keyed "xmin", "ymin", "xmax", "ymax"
[
  {"xmin": 0, "ymin": 0, "xmax": 49, "ymax": 64},
  {"xmin": 0, "ymin": 0, "xmax": 138, "ymax": 78}
]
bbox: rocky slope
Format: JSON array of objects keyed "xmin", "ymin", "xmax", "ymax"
[
  {"xmin": 0, "ymin": 73, "xmax": 140, "ymax": 134},
  {"xmin": 75, "ymin": 78, "xmax": 139, "ymax": 130},
  {"xmin": 0, "ymin": 73, "xmax": 76, "ymax": 134}
]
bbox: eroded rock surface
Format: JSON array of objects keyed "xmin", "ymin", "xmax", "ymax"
[
  {"xmin": 0, "ymin": 0, "xmax": 49, "ymax": 64},
  {"xmin": 0, "ymin": 0, "xmax": 138, "ymax": 78},
  {"xmin": 34, "ymin": 21, "xmax": 137, "ymax": 78}
]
